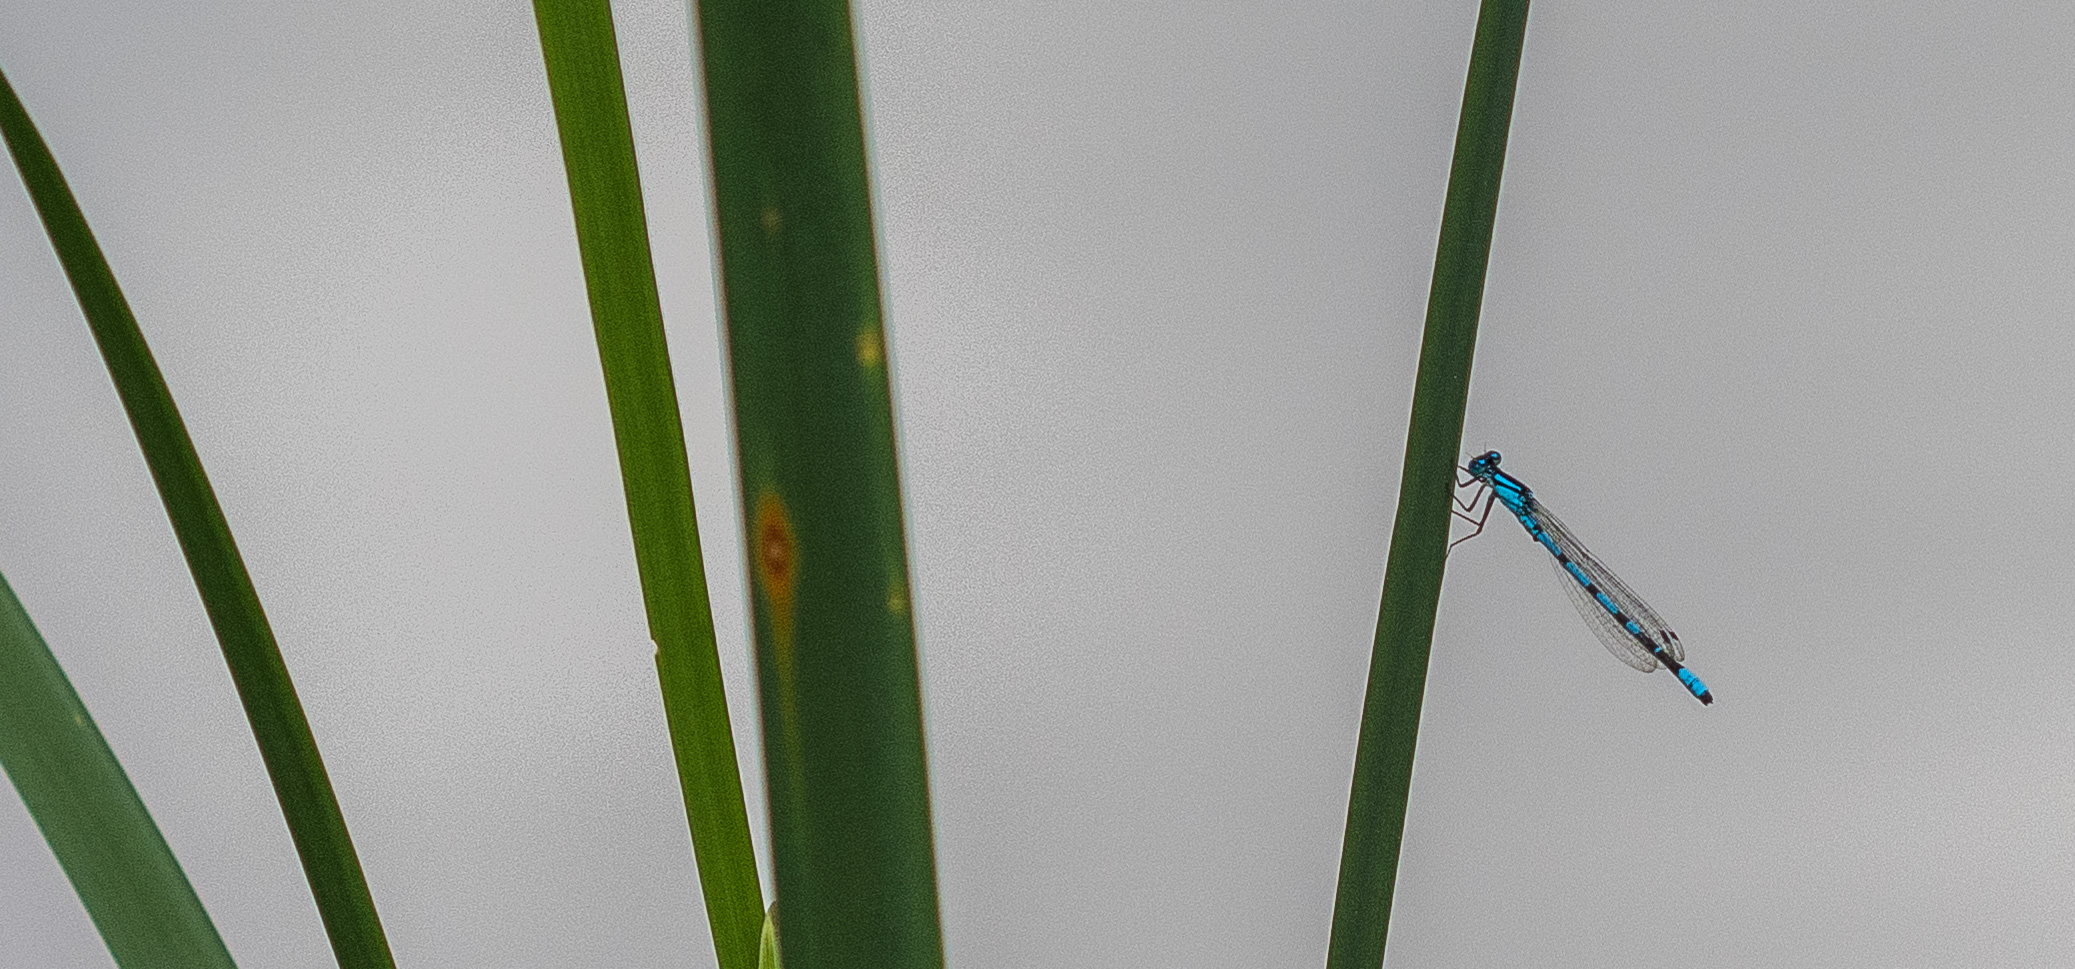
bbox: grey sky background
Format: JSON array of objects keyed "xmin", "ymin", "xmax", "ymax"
[{"xmin": 3, "ymin": 1, "xmax": 2073, "ymax": 966}]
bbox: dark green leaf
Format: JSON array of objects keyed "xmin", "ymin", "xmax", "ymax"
[
  {"xmin": 692, "ymin": 0, "xmax": 946, "ymax": 965},
  {"xmin": 1327, "ymin": 2, "xmax": 1531, "ymax": 966}
]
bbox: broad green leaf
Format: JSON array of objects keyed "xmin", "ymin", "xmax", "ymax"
[{"xmin": 692, "ymin": 0, "xmax": 946, "ymax": 965}]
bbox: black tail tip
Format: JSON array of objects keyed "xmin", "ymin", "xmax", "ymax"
[{"xmin": 1697, "ymin": 692, "xmax": 1714, "ymax": 706}]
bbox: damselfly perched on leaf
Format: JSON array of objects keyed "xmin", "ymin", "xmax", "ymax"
[{"xmin": 1452, "ymin": 450, "xmax": 1713, "ymax": 705}]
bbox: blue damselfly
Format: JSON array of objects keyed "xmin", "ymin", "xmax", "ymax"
[{"xmin": 1452, "ymin": 450, "xmax": 1713, "ymax": 705}]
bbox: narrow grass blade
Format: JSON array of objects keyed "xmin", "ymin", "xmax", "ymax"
[
  {"xmin": 758, "ymin": 901, "xmax": 782, "ymax": 969},
  {"xmin": 0, "ymin": 572, "xmax": 239, "ymax": 969},
  {"xmin": 1326, "ymin": 2, "xmax": 1531, "ymax": 966},
  {"xmin": 0, "ymin": 65, "xmax": 396, "ymax": 969},
  {"xmin": 531, "ymin": 5, "xmax": 764, "ymax": 968},
  {"xmin": 691, "ymin": 2, "xmax": 945, "ymax": 966}
]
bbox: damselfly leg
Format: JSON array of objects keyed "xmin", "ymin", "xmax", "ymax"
[{"xmin": 1448, "ymin": 467, "xmax": 1497, "ymax": 552}]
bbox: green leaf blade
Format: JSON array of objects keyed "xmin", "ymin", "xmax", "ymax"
[
  {"xmin": 1327, "ymin": 2, "xmax": 1532, "ymax": 966},
  {"xmin": 531, "ymin": 5, "xmax": 765, "ymax": 969},
  {"xmin": 0, "ymin": 573, "xmax": 239, "ymax": 969},
  {"xmin": 692, "ymin": 0, "xmax": 947, "ymax": 966},
  {"xmin": 0, "ymin": 63, "xmax": 395, "ymax": 969},
  {"xmin": 758, "ymin": 900, "xmax": 782, "ymax": 969}
]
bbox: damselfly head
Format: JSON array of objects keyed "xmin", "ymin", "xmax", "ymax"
[{"xmin": 1466, "ymin": 450, "xmax": 1502, "ymax": 477}]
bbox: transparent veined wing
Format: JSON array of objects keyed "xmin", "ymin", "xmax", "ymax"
[
  {"xmin": 1548, "ymin": 552, "xmax": 1660, "ymax": 672},
  {"xmin": 1529, "ymin": 500, "xmax": 1683, "ymax": 672}
]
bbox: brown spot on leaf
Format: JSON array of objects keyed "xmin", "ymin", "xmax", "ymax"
[{"xmin": 754, "ymin": 493, "xmax": 797, "ymax": 619}]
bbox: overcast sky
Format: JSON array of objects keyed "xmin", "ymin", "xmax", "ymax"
[{"xmin": 5, "ymin": 1, "xmax": 2075, "ymax": 967}]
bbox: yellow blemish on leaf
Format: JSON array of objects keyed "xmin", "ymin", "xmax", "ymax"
[
  {"xmin": 856, "ymin": 327, "xmax": 883, "ymax": 367},
  {"xmin": 887, "ymin": 582, "xmax": 909, "ymax": 615},
  {"xmin": 761, "ymin": 206, "xmax": 783, "ymax": 236}
]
